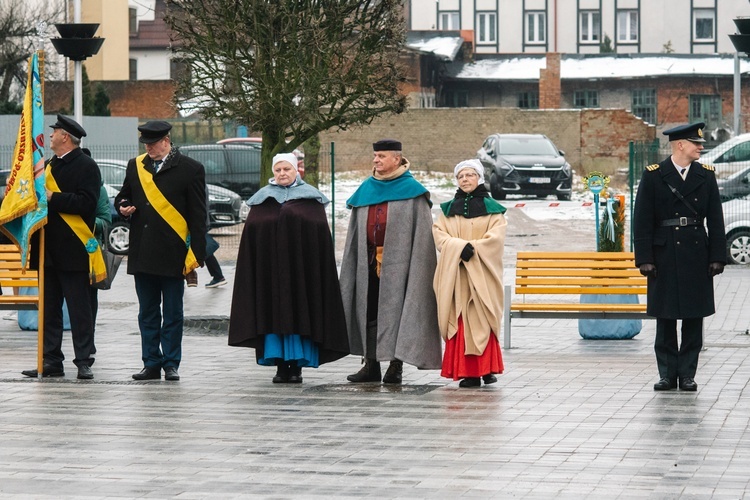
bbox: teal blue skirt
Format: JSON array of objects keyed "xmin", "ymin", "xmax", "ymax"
[{"xmin": 257, "ymin": 334, "xmax": 320, "ymax": 368}]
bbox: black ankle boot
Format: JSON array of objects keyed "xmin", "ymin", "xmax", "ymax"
[
  {"xmin": 347, "ymin": 358, "xmax": 381, "ymax": 382},
  {"xmin": 272, "ymin": 362, "xmax": 290, "ymax": 383},
  {"xmin": 382, "ymin": 359, "xmax": 403, "ymax": 384},
  {"xmin": 288, "ymin": 361, "xmax": 303, "ymax": 383}
]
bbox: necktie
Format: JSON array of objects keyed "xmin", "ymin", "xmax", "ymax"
[
  {"xmin": 680, "ymin": 168, "xmax": 686, "ymax": 177},
  {"xmin": 154, "ymin": 160, "xmax": 162, "ymax": 173}
]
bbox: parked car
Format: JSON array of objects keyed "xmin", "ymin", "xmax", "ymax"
[
  {"xmin": 99, "ymin": 160, "xmax": 244, "ymax": 255},
  {"xmin": 700, "ymin": 133, "xmax": 750, "ymax": 178},
  {"xmin": 717, "ymin": 164, "xmax": 750, "ymax": 201},
  {"xmin": 179, "ymin": 144, "xmax": 262, "ymax": 198},
  {"xmin": 723, "ymin": 195, "xmax": 750, "ymax": 265},
  {"xmin": 477, "ymin": 133, "xmax": 573, "ymax": 200},
  {"xmin": 216, "ymin": 137, "xmax": 306, "ymax": 177}
]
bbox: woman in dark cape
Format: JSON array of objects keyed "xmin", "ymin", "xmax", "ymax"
[{"xmin": 228, "ymin": 153, "xmax": 349, "ymax": 383}]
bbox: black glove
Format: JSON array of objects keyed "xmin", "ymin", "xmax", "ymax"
[
  {"xmin": 460, "ymin": 243, "xmax": 475, "ymax": 262},
  {"xmin": 709, "ymin": 262, "xmax": 725, "ymax": 277},
  {"xmin": 639, "ymin": 263, "xmax": 657, "ymax": 278}
]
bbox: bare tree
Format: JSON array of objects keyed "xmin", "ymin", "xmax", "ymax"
[
  {"xmin": 0, "ymin": 0, "xmax": 64, "ymax": 109},
  {"xmin": 164, "ymin": 0, "xmax": 407, "ymax": 180}
]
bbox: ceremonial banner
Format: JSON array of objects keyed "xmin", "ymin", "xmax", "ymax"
[{"xmin": 0, "ymin": 51, "xmax": 47, "ymax": 268}]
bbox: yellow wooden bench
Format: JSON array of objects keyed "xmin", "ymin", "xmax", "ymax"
[
  {"xmin": 0, "ymin": 243, "xmax": 41, "ymax": 310},
  {"xmin": 502, "ymin": 251, "xmax": 649, "ymax": 348}
]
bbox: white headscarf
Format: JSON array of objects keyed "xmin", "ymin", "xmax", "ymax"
[
  {"xmin": 453, "ymin": 159, "xmax": 485, "ymax": 185},
  {"xmin": 272, "ymin": 152, "xmax": 298, "ymax": 171}
]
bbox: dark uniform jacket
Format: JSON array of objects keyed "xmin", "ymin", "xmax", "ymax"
[
  {"xmin": 633, "ymin": 157, "xmax": 726, "ymax": 319},
  {"xmin": 115, "ymin": 150, "xmax": 207, "ymax": 278},
  {"xmin": 46, "ymin": 148, "xmax": 101, "ymax": 272}
]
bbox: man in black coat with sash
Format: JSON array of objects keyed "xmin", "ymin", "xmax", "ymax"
[
  {"xmin": 22, "ymin": 115, "xmax": 101, "ymax": 380},
  {"xmin": 633, "ymin": 122, "xmax": 726, "ymax": 392},
  {"xmin": 116, "ymin": 121, "xmax": 206, "ymax": 381}
]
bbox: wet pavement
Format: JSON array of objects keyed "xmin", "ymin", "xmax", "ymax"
[{"xmin": 1, "ymin": 253, "xmax": 750, "ymax": 498}]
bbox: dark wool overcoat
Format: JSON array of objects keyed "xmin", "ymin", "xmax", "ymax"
[
  {"xmin": 228, "ymin": 198, "xmax": 350, "ymax": 365},
  {"xmin": 633, "ymin": 157, "xmax": 726, "ymax": 319},
  {"xmin": 115, "ymin": 151, "xmax": 207, "ymax": 278},
  {"xmin": 45, "ymin": 148, "xmax": 101, "ymax": 271}
]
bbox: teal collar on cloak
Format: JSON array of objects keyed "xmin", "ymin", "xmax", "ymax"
[
  {"xmin": 246, "ymin": 177, "xmax": 329, "ymax": 206},
  {"xmin": 346, "ymin": 171, "xmax": 431, "ymax": 208},
  {"xmin": 440, "ymin": 185, "xmax": 506, "ymax": 218}
]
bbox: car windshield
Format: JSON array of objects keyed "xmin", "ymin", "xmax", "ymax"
[{"xmin": 497, "ymin": 137, "xmax": 558, "ymax": 156}]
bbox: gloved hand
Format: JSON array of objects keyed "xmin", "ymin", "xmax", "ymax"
[
  {"xmin": 639, "ymin": 263, "xmax": 657, "ymax": 278},
  {"xmin": 460, "ymin": 243, "xmax": 475, "ymax": 262},
  {"xmin": 709, "ymin": 262, "xmax": 725, "ymax": 277}
]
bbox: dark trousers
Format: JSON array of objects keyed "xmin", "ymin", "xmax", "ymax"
[
  {"xmin": 44, "ymin": 268, "xmax": 95, "ymax": 368},
  {"xmin": 205, "ymin": 255, "xmax": 223, "ymax": 279},
  {"xmin": 654, "ymin": 317, "xmax": 703, "ymax": 381},
  {"xmin": 134, "ymin": 273, "xmax": 185, "ymax": 369}
]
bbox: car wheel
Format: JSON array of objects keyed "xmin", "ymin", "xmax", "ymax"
[
  {"xmin": 490, "ymin": 173, "xmax": 506, "ymax": 200},
  {"xmin": 557, "ymin": 193, "xmax": 571, "ymax": 201},
  {"xmin": 108, "ymin": 221, "xmax": 130, "ymax": 255},
  {"xmin": 727, "ymin": 230, "xmax": 750, "ymax": 265}
]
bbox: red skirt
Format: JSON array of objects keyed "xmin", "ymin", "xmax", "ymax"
[{"xmin": 441, "ymin": 315, "xmax": 504, "ymax": 381}]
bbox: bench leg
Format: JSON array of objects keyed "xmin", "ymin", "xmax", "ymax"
[{"xmin": 503, "ymin": 284, "xmax": 511, "ymax": 350}]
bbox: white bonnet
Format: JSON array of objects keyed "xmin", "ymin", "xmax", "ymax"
[
  {"xmin": 453, "ymin": 159, "xmax": 485, "ymax": 185},
  {"xmin": 272, "ymin": 152, "xmax": 298, "ymax": 171}
]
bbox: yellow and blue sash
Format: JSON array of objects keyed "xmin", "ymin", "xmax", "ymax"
[
  {"xmin": 45, "ymin": 165, "xmax": 107, "ymax": 285},
  {"xmin": 135, "ymin": 154, "xmax": 198, "ymax": 275}
]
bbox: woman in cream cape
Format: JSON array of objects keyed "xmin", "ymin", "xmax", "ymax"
[{"xmin": 433, "ymin": 159, "xmax": 508, "ymax": 388}]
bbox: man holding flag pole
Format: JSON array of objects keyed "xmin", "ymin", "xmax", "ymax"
[{"xmin": 0, "ymin": 51, "xmax": 49, "ymax": 378}]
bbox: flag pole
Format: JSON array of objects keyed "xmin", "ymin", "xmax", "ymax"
[{"xmin": 37, "ymin": 50, "xmax": 45, "ymax": 379}]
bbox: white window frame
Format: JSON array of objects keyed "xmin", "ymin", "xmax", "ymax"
[
  {"xmin": 617, "ymin": 10, "xmax": 638, "ymax": 43},
  {"xmin": 579, "ymin": 11, "xmax": 600, "ymax": 43},
  {"xmin": 526, "ymin": 11, "xmax": 546, "ymax": 44},
  {"xmin": 439, "ymin": 12, "xmax": 459, "ymax": 31},
  {"xmin": 693, "ymin": 9, "xmax": 715, "ymax": 42},
  {"xmin": 476, "ymin": 12, "xmax": 497, "ymax": 44}
]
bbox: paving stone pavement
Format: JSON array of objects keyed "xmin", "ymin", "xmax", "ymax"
[{"xmin": 1, "ymin": 263, "xmax": 749, "ymax": 499}]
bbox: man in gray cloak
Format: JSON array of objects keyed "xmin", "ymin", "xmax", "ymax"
[{"xmin": 339, "ymin": 139, "xmax": 442, "ymax": 384}]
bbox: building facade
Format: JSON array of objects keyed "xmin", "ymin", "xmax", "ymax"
[{"xmin": 409, "ymin": 0, "xmax": 750, "ymax": 55}]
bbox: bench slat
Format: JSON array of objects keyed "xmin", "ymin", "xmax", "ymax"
[
  {"xmin": 515, "ymin": 286, "xmax": 645, "ymax": 295},
  {"xmin": 517, "ymin": 269, "xmax": 642, "ymax": 277},
  {"xmin": 516, "ymin": 277, "xmax": 646, "ymax": 286},
  {"xmin": 511, "ymin": 303, "xmax": 647, "ymax": 312},
  {"xmin": 517, "ymin": 251, "xmax": 635, "ymax": 260},
  {"xmin": 518, "ymin": 260, "xmax": 638, "ymax": 269}
]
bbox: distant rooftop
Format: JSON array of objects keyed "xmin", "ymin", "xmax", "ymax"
[
  {"xmin": 446, "ymin": 53, "xmax": 750, "ymax": 81},
  {"xmin": 406, "ymin": 31, "xmax": 465, "ymax": 62}
]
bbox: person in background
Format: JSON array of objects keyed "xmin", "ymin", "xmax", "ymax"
[
  {"xmin": 116, "ymin": 121, "xmax": 207, "ymax": 381},
  {"xmin": 203, "ymin": 234, "xmax": 227, "ymax": 288},
  {"xmin": 633, "ymin": 122, "xmax": 726, "ymax": 392},
  {"xmin": 339, "ymin": 139, "xmax": 442, "ymax": 384},
  {"xmin": 229, "ymin": 153, "xmax": 349, "ymax": 383},
  {"xmin": 432, "ymin": 159, "xmax": 507, "ymax": 387}
]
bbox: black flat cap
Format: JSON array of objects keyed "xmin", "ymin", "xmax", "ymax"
[
  {"xmin": 373, "ymin": 139, "xmax": 402, "ymax": 151},
  {"xmin": 138, "ymin": 120, "xmax": 173, "ymax": 144},
  {"xmin": 663, "ymin": 122, "xmax": 706, "ymax": 143},
  {"xmin": 50, "ymin": 114, "xmax": 86, "ymax": 140}
]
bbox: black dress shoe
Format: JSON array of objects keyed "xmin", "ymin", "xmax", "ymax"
[
  {"xmin": 77, "ymin": 365, "xmax": 94, "ymax": 380},
  {"xmin": 482, "ymin": 374, "xmax": 498, "ymax": 385},
  {"xmin": 653, "ymin": 378, "xmax": 677, "ymax": 391},
  {"xmin": 287, "ymin": 363, "xmax": 303, "ymax": 383},
  {"xmin": 459, "ymin": 377, "xmax": 481, "ymax": 388},
  {"xmin": 21, "ymin": 365, "xmax": 64, "ymax": 378},
  {"xmin": 679, "ymin": 378, "xmax": 698, "ymax": 391},
  {"xmin": 382, "ymin": 360, "xmax": 403, "ymax": 384},
  {"xmin": 132, "ymin": 367, "xmax": 161, "ymax": 380},
  {"xmin": 164, "ymin": 367, "xmax": 180, "ymax": 381},
  {"xmin": 347, "ymin": 359, "xmax": 381, "ymax": 383}
]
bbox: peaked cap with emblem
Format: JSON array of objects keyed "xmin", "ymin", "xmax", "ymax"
[
  {"xmin": 663, "ymin": 122, "xmax": 706, "ymax": 143},
  {"xmin": 138, "ymin": 120, "xmax": 173, "ymax": 144},
  {"xmin": 50, "ymin": 114, "xmax": 86, "ymax": 140}
]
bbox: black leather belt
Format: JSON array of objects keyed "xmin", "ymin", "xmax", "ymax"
[{"xmin": 660, "ymin": 217, "xmax": 702, "ymax": 227}]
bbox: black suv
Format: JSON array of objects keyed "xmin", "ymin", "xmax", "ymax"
[
  {"xmin": 179, "ymin": 144, "xmax": 261, "ymax": 199},
  {"xmin": 477, "ymin": 133, "xmax": 573, "ymax": 200}
]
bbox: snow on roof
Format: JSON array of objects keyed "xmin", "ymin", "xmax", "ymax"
[
  {"xmin": 406, "ymin": 32, "xmax": 464, "ymax": 62},
  {"xmin": 449, "ymin": 55, "xmax": 750, "ymax": 81}
]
